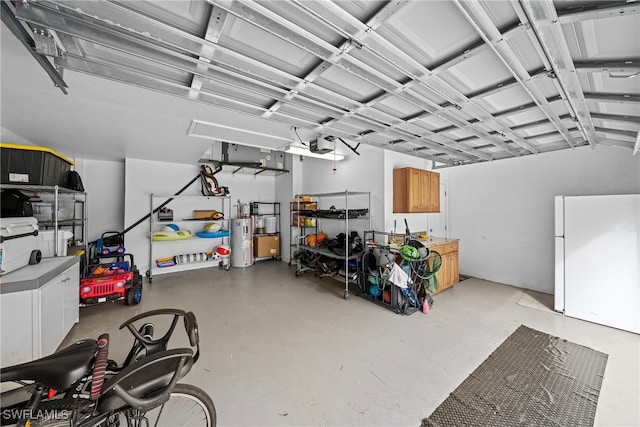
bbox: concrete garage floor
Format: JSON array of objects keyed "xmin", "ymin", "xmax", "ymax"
[{"xmin": 65, "ymin": 262, "xmax": 640, "ymax": 426}]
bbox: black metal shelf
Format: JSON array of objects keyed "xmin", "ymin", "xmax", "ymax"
[
  {"xmin": 250, "ymin": 201, "xmax": 281, "ymax": 262},
  {"xmin": 1, "ymin": 183, "xmax": 87, "ymax": 255},
  {"xmin": 290, "ymin": 190, "xmax": 371, "ymax": 299}
]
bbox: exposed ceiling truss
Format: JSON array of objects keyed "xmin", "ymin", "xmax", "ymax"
[{"xmin": 3, "ymin": 0, "xmax": 639, "ymax": 167}]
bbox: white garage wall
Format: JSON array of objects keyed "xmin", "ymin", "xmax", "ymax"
[
  {"xmin": 445, "ymin": 145, "xmax": 640, "ymax": 294},
  {"xmin": 1, "ymin": 127, "xmax": 35, "ymax": 146},
  {"xmin": 73, "ymin": 158, "xmax": 124, "ymax": 242},
  {"xmin": 297, "ymin": 147, "xmax": 385, "ymax": 237}
]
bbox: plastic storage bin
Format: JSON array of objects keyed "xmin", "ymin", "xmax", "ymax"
[
  {"xmin": 31, "ymin": 198, "xmax": 74, "ymax": 221},
  {"xmin": 1, "ymin": 143, "xmax": 73, "ymax": 186},
  {"xmin": 36, "ymin": 230, "xmax": 73, "ymax": 257},
  {"xmin": 31, "ymin": 201, "xmax": 53, "ymax": 222}
]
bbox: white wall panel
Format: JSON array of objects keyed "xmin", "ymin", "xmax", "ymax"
[
  {"xmin": 446, "ymin": 145, "xmax": 640, "ymax": 294},
  {"xmin": 75, "ymin": 158, "xmax": 125, "ymax": 242},
  {"xmin": 298, "ymin": 147, "xmax": 385, "ymax": 238}
]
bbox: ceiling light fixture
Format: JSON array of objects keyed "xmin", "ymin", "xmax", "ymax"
[{"xmin": 285, "ymin": 145, "xmax": 344, "ymax": 161}]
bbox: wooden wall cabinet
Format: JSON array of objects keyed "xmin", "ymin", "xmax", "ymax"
[
  {"xmin": 393, "ymin": 167, "xmax": 440, "ymax": 213},
  {"xmin": 428, "ymin": 241, "xmax": 459, "ymax": 294}
]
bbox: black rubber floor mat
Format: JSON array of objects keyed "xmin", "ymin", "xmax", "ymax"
[{"xmin": 422, "ymin": 325, "xmax": 608, "ymax": 427}]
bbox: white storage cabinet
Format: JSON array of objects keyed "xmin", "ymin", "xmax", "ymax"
[{"xmin": 0, "ymin": 257, "xmax": 80, "ymax": 367}]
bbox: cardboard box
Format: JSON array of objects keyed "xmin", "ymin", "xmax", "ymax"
[
  {"xmin": 193, "ymin": 210, "xmax": 221, "ymax": 219},
  {"xmin": 254, "ymin": 235, "xmax": 280, "ymax": 258},
  {"xmin": 291, "ymin": 202, "xmax": 317, "ymax": 211},
  {"xmin": 36, "ymin": 230, "xmax": 73, "ymax": 257}
]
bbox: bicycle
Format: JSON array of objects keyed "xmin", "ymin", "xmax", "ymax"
[{"xmin": 1, "ymin": 308, "xmax": 216, "ymax": 426}]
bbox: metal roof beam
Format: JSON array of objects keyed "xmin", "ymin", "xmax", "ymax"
[
  {"xmin": 282, "ymin": 0, "xmax": 526, "ymax": 156},
  {"xmin": 465, "ymin": 68, "xmax": 547, "ymax": 100},
  {"xmin": 56, "ymin": 55, "xmax": 268, "ymax": 115},
  {"xmin": 524, "ymin": 129, "xmax": 578, "ymax": 141},
  {"xmin": 594, "ymin": 127, "xmax": 638, "ymax": 139},
  {"xmin": 189, "ymin": 5, "xmax": 228, "ymax": 96},
  {"xmin": 20, "ymin": 0, "xmax": 468, "ymax": 162},
  {"xmin": 584, "ymin": 92, "xmax": 640, "ymax": 104},
  {"xmin": 600, "ymin": 138, "xmax": 637, "ymax": 150},
  {"xmin": 263, "ymin": 0, "xmax": 409, "ymax": 118},
  {"xmin": 1, "ymin": 1, "xmax": 67, "ymax": 94},
  {"xmin": 511, "ymin": 114, "xmax": 572, "ymax": 131},
  {"xmin": 574, "ymin": 60, "xmax": 640, "ymax": 73},
  {"xmin": 557, "ymin": 1, "xmax": 640, "ymax": 24},
  {"xmin": 590, "ymin": 112, "xmax": 640, "ymax": 124},
  {"xmin": 427, "ymin": 21, "xmax": 523, "ymax": 74},
  {"xmin": 39, "ymin": 0, "xmax": 401, "ymax": 128},
  {"xmin": 520, "ymin": 0, "xmax": 599, "ymax": 147},
  {"xmin": 455, "ymin": 0, "xmax": 576, "ymax": 149},
  {"xmin": 211, "ymin": 0, "xmax": 510, "ymax": 157},
  {"xmin": 434, "ymin": 95, "xmax": 566, "ymax": 134}
]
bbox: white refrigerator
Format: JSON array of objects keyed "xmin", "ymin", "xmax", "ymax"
[{"xmin": 555, "ymin": 194, "xmax": 640, "ymax": 334}]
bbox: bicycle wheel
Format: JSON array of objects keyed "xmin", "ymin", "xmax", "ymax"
[{"xmin": 143, "ymin": 383, "xmax": 216, "ymax": 427}]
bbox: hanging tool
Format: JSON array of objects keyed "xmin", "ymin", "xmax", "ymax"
[{"xmin": 404, "ymin": 218, "xmax": 411, "ymax": 244}]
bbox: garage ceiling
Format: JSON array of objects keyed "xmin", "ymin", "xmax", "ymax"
[{"xmin": 2, "ymin": 0, "xmax": 639, "ymax": 167}]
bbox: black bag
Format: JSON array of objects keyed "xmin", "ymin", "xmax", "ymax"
[
  {"xmin": 66, "ymin": 170, "xmax": 85, "ymax": 192},
  {"xmin": 390, "ymin": 284, "xmax": 421, "ymax": 315},
  {"xmin": 329, "ymin": 231, "xmax": 363, "ymax": 256},
  {"xmin": 1, "ymin": 189, "xmax": 33, "ymax": 217}
]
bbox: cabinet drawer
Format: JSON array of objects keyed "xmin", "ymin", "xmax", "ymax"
[
  {"xmin": 439, "ymin": 241, "xmax": 458, "ymax": 254},
  {"xmin": 429, "ymin": 241, "xmax": 457, "ymax": 255}
]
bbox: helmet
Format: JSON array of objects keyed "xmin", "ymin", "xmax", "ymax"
[
  {"xmin": 316, "ymin": 231, "xmax": 328, "ymax": 244},
  {"xmin": 408, "ymin": 240, "xmax": 428, "ymax": 260},
  {"xmin": 215, "ymin": 244, "xmax": 231, "ymax": 257},
  {"xmin": 400, "ymin": 245, "xmax": 420, "ymax": 261},
  {"xmin": 306, "ymin": 234, "xmax": 317, "ymax": 247}
]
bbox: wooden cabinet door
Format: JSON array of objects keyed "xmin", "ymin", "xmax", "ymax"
[
  {"xmin": 434, "ymin": 250, "xmax": 451, "ymax": 292},
  {"xmin": 393, "ymin": 168, "xmax": 409, "ymax": 213},
  {"xmin": 393, "ymin": 167, "xmax": 440, "ymax": 213},
  {"xmin": 429, "ymin": 172, "xmax": 440, "ymax": 212},
  {"xmin": 429, "ymin": 242, "xmax": 458, "ymax": 294},
  {"xmin": 411, "ymin": 168, "xmax": 426, "ymax": 212}
]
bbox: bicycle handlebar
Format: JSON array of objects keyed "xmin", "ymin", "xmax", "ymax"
[{"xmin": 119, "ymin": 308, "xmax": 200, "ymax": 365}]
